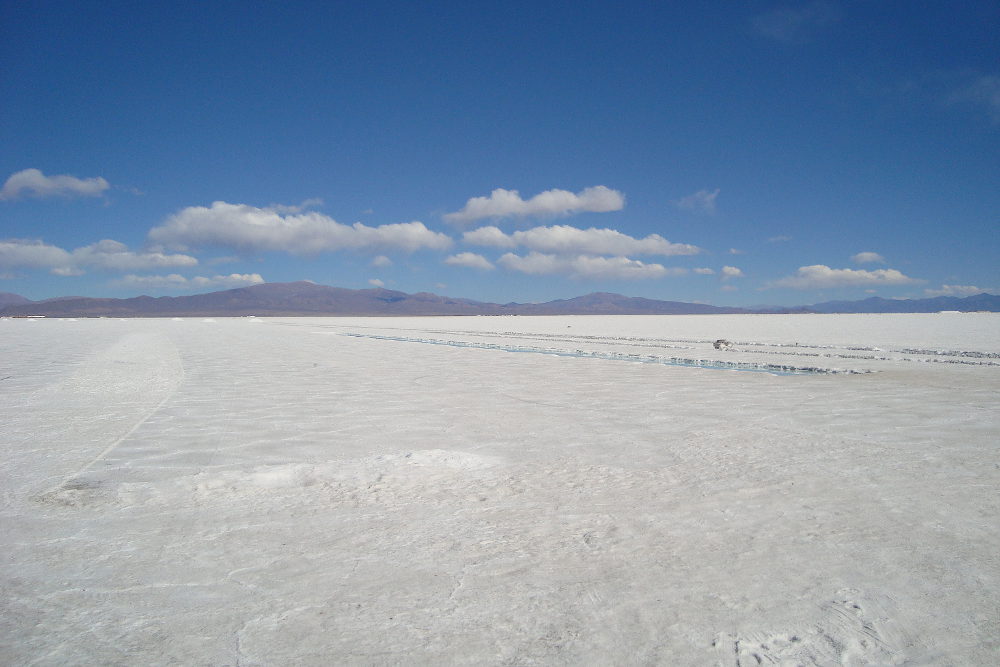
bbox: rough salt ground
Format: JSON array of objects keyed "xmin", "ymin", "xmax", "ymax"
[{"xmin": 2, "ymin": 315, "xmax": 998, "ymax": 665}]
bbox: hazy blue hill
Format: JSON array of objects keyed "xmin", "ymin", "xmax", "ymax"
[
  {"xmin": 2, "ymin": 283, "xmax": 998, "ymax": 317},
  {"xmin": 809, "ymin": 293, "xmax": 1000, "ymax": 313},
  {"xmin": 513, "ymin": 292, "xmax": 747, "ymax": 315},
  {"xmin": 0, "ymin": 292, "xmax": 31, "ymax": 307},
  {"xmin": 0, "ymin": 282, "xmax": 505, "ymax": 317}
]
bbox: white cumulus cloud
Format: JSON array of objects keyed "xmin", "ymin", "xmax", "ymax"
[
  {"xmin": 462, "ymin": 226, "xmax": 517, "ymax": 248},
  {"xmin": 149, "ymin": 201, "xmax": 453, "ymax": 254},
  {"xmin": 116, "ymin": 273, "xmax": 264, "ymax": 289},
  {"xmin": 371, "ymin": 255, "xmax": 393, "ymax": 268},
  {"xmin": 768, "ymin": 265, "xmax": 920, "ymax": 289},
  {"xmin": 443, "ymin": 186, "xmax": 625, "ymax": 224},
  {"xmin": 693, "ymin": 267, "xmax": 715, "ymax": 275},
  {"xmin": 0, "ymin": 238, "xmax": 197, "ymax": 275},
  {"xmin": 0, "ymin": 239, "xmax": 72, "ymax": 270},
  {"xmin": 675, "ymin": 188, "xmax": 720, "ymax": 214},
  {"xmin": 497, "ymin": 252, "xmax": 683, "ymax": 280},
  {"xmin": 923, "ymin": 284, "xmax": 989, "ymax": 297},
  {"xmin": 463, "ymin": 224, "xmax": 700, "ymax": 257},
  {"xmin": 368, "ymin": 278, "xmax": 385, "ymax": 287},
  {"xmin": 851, "ymin": 251, "xmax": 886, "ymax": 264},
  {"xmin": 0, "ymin": 168, "xmax": 110, "ymax": 201},
  {"xmin": 445, "ymin": 252, "xmax": 495, "ymax": 270},
  {"xmin": 721, "ymin": 266, "xmax": 744, "ymax": 280},
  {"xmin": 71, "ymin": 239, "xmax": 199, "ymax": 272}
]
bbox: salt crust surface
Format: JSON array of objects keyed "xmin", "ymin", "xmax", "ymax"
[{"xmin": 1, "ymin": 314, "xmax": 998, "ymax": 665}]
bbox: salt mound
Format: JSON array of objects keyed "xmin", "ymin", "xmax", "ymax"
[
  {"xmin": 118, "ymin": 450, "xmax": 503, "ymax": 506},
  {"xmin": 246, "ymin": 464, "xmax": 321, "ymax": 489}
]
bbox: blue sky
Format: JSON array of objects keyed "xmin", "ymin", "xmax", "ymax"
[{"xmin": 2, "ymin": 1, "xmax": 998, "ymax": 306}]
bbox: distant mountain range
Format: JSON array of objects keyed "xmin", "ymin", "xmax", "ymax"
[
  {"xmin": 807, "ymin": 293, "xmax": 1000, "ymax": 313},
  {"xmin": 0, "ymin": 292, "xmax": 32, "ymax": 308},
  {"xmin": 1, "ymin": 282, "xmax": 997, "ymax": 317}
]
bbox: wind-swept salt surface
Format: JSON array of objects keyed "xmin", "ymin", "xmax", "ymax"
[{"xmin": 2, "ymin": 314, "xmax": 998, "ymax": 665}]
